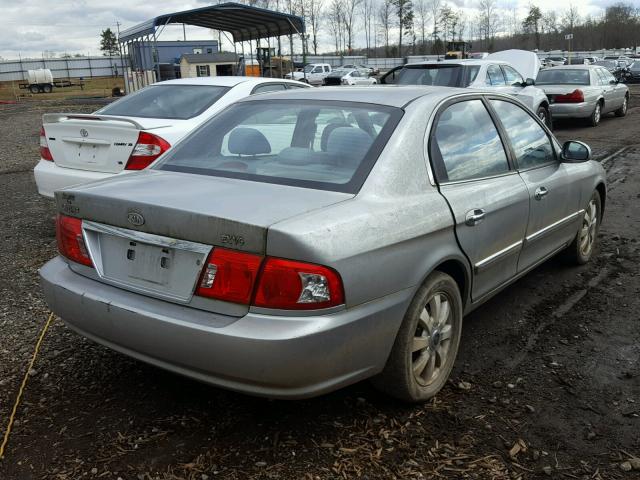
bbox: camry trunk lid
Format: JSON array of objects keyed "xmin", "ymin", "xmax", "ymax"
[{"xmin": 42, "ymin": 113, "xmax": 173, "ymax": 173}]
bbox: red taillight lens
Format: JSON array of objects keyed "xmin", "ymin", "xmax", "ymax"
[
  {"xmin": 554, "ymin": 89, "xmax": 584, "ymax": 103},
  {"xmin": 124, "ymin": 131, "xmax": 171, "ymax": 170},
  {"xmin": 40, "ymin": 126, "xmax": 53, "ymax": 161},
  {"xmin": 195, "ymin": 248, "xmax": 263, "ymax": 304},
  {"xmin": 56, "ymin": 215, "xmax": 93, "ymax": 267},
  {"xmin": 253, "ymin": 258, "xmax": 344, "ymax": 310}
]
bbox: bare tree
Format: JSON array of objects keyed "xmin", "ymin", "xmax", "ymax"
[
  {"xmin": 378, "ymin": 0, "xmax": 394, "ymax": 56},
  {"xmin": 478, "ymin": 0, "xmax": 499, "ymax": 50},
  {"xmin": 343, "ymin": 0, "xmax": 363, "ymax": 53},
  {"xmin": 360, "ymin": 0, "xmax": 376, "ymax": 55},
  {"xmin": 327, "ymin": 0, "xmax": 345, "ymax": 54},
  {"xmin": 307, "ymin": 0, "xmax": 324, "ymax": 54},
  {"xmin": 427, "ymin": 0, "xmax": 442, "ymax": 52},
  {"xmin": 562, "ymin": 3, "xmax": 580, "ymax": 33},
  {"xmin": 414, "ymin": 0, "xmax": 429, "ymax": 53},
  {"xmin": 393, "ymin": 0, "xmax": 414, "ymax": 56}
]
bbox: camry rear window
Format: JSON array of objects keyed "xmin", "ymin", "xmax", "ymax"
[
  {"xmin": 397, "ymin": 65, "xmax": 480, "ymax": 87},
  {"xmin": 536, "ymin": 69, "xmax": 590, "ymax": 85},
  {"xmin": 156, "ymin": 100, "xmax": 402, "ymax": 193},
  {"xmin": 97, "ymin": 85, "xmax": 230, "ymax": 119}
]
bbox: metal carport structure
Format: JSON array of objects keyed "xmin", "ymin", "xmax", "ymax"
[{"xmin": 118, "ymin": 2, "xmax": 305, "ymax": 91}]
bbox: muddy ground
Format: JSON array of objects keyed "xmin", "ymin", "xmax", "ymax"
[{"xmin": 0, "ymin": 89, "xmax": 638, "ymax": 480}]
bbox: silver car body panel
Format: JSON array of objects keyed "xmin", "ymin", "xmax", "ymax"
[{"xmin": 41, "ymin": 87, "xmax": 607, "ymax": 398}]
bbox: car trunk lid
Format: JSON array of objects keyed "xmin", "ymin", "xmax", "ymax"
[
  {"xmin": 56, "ymin": 170, "xmax": 352, "ymax": 308},
  {"xmin": 42, "ymin": 113, "xmax": 173, "ymax": 173}
]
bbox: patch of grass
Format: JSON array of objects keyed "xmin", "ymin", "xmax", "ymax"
[{"xmin": 0, "ymin": 76, "xmax": 125, "ymax": 102}]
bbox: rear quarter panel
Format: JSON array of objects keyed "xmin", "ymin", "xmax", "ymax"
[{"xmin": 266, "ymin": 96, "xmax": 470, "ymax": 308}]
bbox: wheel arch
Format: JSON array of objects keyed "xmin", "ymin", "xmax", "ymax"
[
  {"xmin": 595, "ymin": 182, "xmax": 606, "ymax": 218},
  {"xmin": 418, "ymin": 256, "xmax": 471, "ymax": 310}
]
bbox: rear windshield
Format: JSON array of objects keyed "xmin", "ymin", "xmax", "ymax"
[
  {"xmin": 156, "ymin": 100, "xmax": 402, "ymax": 193},
  {"xmin": 536, "ymin": 69, "xmax": 590, "ymax": 85},
  {"xmin": 98, "ymin": 85, "xmax": 230, "ymax": 119},
  {"xmin": 396, "ymin": 65, "xmax": 480, "ymax": 87}
]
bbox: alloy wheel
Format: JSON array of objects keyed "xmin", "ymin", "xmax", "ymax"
[
  {"xmin": 579, "ymin": 199, "xmax": 598, "ymax": 257},
  {"xmin": 412, "ymin": 292, "xmax": 453, "ymax": 386},
  {"xmin": 594, "ymin": 104, "xmax": 601, "ymax": 124}
]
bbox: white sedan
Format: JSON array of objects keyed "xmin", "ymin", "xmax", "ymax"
[
  {"xmin": 323, "ymin": 69, "xmax": 377, "ymax": 86},
  {"xmin": 34, "ymin": 76, "xmax": 309, "ymax": 197}
]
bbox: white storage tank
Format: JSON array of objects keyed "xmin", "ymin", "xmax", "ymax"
[{"xmin": 27, "ymin": 69, "xmax": 53, "ymax": 85}]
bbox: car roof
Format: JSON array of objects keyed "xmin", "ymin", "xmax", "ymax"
[
  {"xmin": 544, "ymin": 65, "xmax": 598, "ymax": 70},
  {"xmin": 406, "ymin": 59, "xmax": 504, "ymax": 66},
  {"xmin": 235, "ymin": 85, "xmax": 467, "ymax": 108},
  {"xmin": 151, "ymin": 76, "xmax": 301, "ymax": 87}
]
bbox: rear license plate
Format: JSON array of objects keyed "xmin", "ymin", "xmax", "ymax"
[
  {"xmin": 76, "ymin": 143, "xmax": 102, "ymax": 164},
  {"xmin": 126, "ymin": 242, "xmax": 172, "ymax": 285}
]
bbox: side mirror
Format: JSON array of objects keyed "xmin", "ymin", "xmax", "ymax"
[
  {"xmin": 525, "ymin": 77, "xmax": 536, "ymax": 86},
  {"xmin": 610, "ymin": 79, "xmax": 618, "ymax": 85},
  {"xmin": 561, "ymin": 141, "xmax": 591, "ymax": 162}
]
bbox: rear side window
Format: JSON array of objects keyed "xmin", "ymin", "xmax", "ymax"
[
  {"xmin": 490, "ymin": 100, "xmax": 554, "ymax": 170},
  {"xmin": 253, "ymin": 83, "xmax": 286, "ymax": 94},
  {"xmin": 397, "ymin": 65, "xmax": 465, "ymax": 87},
  {"xmin": 156, "ymin": 100, "xmax": 402, "ymax": 193},
  {"xmin": 536, "ymin": 69, "xmax": 591, "ymax": 85},
  {"xmin": 432, "ymin": 100, "xmax": 510, "ymax": 182},
  {"xmin": 98, "ymin": 85, "xmax": 230, "ymax": 119},
  {"xmin": 501, "ymin": 65, "xmax": 524, "ymax": 85},
  {"xmin": 486, "ymin": 65, "xmax": 506, "ymax": 86}
]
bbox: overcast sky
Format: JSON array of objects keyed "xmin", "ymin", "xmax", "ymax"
[{"xmin": 0, "ymin": 0, "xmax": 632, "ymax": 60}]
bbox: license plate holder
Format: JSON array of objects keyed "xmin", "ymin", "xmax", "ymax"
[{"xmin": 126, "ymin": 242, "xmax": 172, "ymax": 285}]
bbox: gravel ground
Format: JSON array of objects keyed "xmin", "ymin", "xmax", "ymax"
[{"xmin": 0, "ymin": 90, "xmax": 639, "ymax": 480}]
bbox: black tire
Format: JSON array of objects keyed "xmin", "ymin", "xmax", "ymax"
[
  {"xmin": 615, "ymin": 95, "xmax": 629, "ymax": 117},
  {"xmin": 42, "ymin": 84, "xmax": 52, "ymax": 93},
  {"xmin": 588, "ymin": 101, "xmax": 602, "ymax": 127},
  {"xmin": 562, "ymin": 190, "xmax": 601, "ymax": 265},
  {"xmin": 536, "ymin": 105, "xmax": 552, "ymax": 130},
  {"xmin": 371, "ymin": 271, "xmax": 463, "ymax": 402},
  {"xmin": 29, "ymin": 84, "xmax": 39, "ymax": 94}
]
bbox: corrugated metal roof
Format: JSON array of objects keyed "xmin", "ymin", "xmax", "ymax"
[{"xmin": 119, "ymin": 2, "xmax": 304, "ymax": 43}]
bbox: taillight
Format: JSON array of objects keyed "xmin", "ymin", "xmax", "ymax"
[
  {"xmin": 40, "ymin": 126, "xmax": 53, "ymax": 161},
  {"xmin": 56, "ymin": 215, "xmax": 93, "ymax": 267},
  {"xmin": 194, "ymin": 249, "xmax": 345, "ymax": 309},
  {"xmin": 554, "ymin": 89, "xmax": 584, "ymax": 103},
  {"xmin": 253, "ymin": 258, "xmax": 344, "ymax": 310},
  {"xmin": 124, "ymin": 131, "xmax": 170, "ymax": 170},
  {"xmin": 195, "ymin": 248, "xmax": 263, "ymax": 304}
]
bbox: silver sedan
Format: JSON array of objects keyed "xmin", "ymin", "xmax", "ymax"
[
  {"xmin": 40, "ymin": 87, "xmax": 606, "ymax": 402},
  {"xmin": 536, "ymin": 65, "xmax": 629, "ymax": 126}
]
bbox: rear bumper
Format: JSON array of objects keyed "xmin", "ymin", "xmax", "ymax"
[
  {"xmin": 33, "ymin": 159, "xmax": 127, "ymax": 198},
  {"xmin": 549, "ymin": 102, "xmax": 594, "ymax": 118},
  {"xmin": 40, "ymin": 257, "xmax": 412, "ymax": 399}
]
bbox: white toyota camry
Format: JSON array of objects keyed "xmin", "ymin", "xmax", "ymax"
[{"xmin": 34, "ymin": 76, "xmax": 310, "ymax": 197}]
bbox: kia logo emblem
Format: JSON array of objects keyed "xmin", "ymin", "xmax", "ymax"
[
  {"xmin": 80, "ymin": 128, "xmax": 89, "ymax": 137},
  {"xmin": 127, "ymin": 211, "xmax": 145, "ymax": 226}
]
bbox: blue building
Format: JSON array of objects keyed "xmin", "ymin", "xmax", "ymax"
[{"xmin": 129, "ymin": 40, "xmax": 219, "ymax": 78}]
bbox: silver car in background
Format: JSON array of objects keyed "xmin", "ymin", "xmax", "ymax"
[
  {"xmin": 536, "ymin": 65, "xmax": 629, "ymax": 127},
  {"xmin": 40, "ymin": 87, "xmax": 606, "ymax": 402}
]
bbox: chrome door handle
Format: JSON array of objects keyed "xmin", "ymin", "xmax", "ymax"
[
  {"xmin": 465, "ymin": 208, "xmax": 485, "ymax": 226},
  {"xmin": 534, "ymin": 187, "xmax": 549, "ymax": 200}
]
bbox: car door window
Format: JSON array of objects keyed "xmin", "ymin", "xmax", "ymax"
[
  {"xmin": 501, "ymin": 65, "xmax": 524, "ymax": 85},
  {"xmin": 311, "ymin": 67, "xmax": 321, "ymax": 74},
  {"xmin": 596, "ymin": 69, "xmax": 610, "ymax": 85},
  {"xmin": 252, "ymin": 83, "xmax": 287, "ymax": 94},
  {"xmin": 286, "ymin": 83, "xmax": 308, "ymax": 89},
  {"xmin": 601, "ymin": 69, "xmax": 616, "ymax": 85},
  {"xmin": 486, "ymin": 65, "xmax": 506, "ymax": 86},
  {"xmin": 351, "ymin": 71, "xmax": 360, "ymax": 78},
  {"xmin": 432, "ymin": 100, "xmax": 510, "ymax": 182},
  {"xmin": 490, "ymin": 100, "xmax": 555, "ymax": 170},
  {"xmin": 324, "ymin": 66, "xmax": 330, "ymax": 72}
]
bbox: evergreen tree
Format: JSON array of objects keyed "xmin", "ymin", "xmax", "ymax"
[{"xmin": 100, "ymin": 28, "xmax": 119, "ymax": 56}]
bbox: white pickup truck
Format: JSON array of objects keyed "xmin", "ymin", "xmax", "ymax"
[{"xmin": 285, "ymin": 63, "xmax": 332, "ymax": 85}]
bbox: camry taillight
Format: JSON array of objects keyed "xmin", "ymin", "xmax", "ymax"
[
  {"xmin": 125, "ymin": 131, "xmax": 170, "ymax": 170},
  {"xmin": 40, "ymin": 126, "xmax": 53, "ymax": 161},
  {"xmin": 195, "ymin": 248, "xmax": 344, "ymax": 310},
  {"xmin": 554, "ymin": 89, "xmax": 585, "ymax": 103},
  {"xmin": 56, "ymin": 215, "xmax": 93, "ymax": 267}
]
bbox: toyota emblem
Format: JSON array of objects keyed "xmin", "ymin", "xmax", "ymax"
[{"xmin": 80, "ymin": 128, "xmax": 89, "ymax": 137}]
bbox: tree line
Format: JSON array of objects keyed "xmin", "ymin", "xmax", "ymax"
[{"xmin": 226, "ymin": 0, "xmax": 640, "ymax": 57}]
